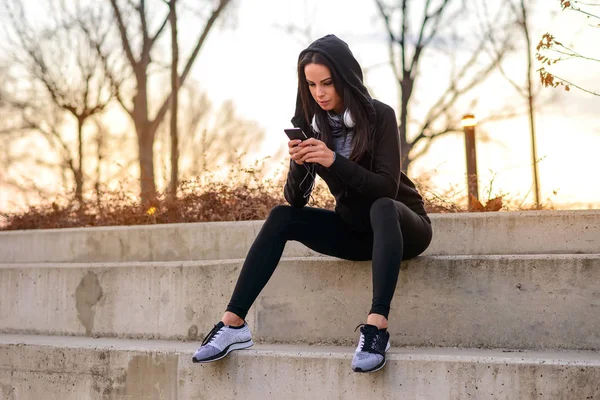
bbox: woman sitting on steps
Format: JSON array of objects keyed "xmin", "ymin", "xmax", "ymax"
[{"xmin": 192, "ymin": 34, "xmax": 432, "ymax": 373}]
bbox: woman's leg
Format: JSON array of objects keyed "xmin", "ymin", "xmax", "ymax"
[
  {"xmin": 226, "ymin": 205, "xmax": 372, "ymax": 321},
  {"xmin": 368, "ymin": 197, "xmax": 432, "ymax": 322},
  {"xmin": 351, "ymin": 198, "xmax": 432, "ymax": 372}
]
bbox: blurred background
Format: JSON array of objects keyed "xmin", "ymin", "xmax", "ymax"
[{"xmin": 1, "ymin": 0, "xmax": 598, "ymax": 221}]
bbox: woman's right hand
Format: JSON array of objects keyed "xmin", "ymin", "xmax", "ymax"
[{"xmin": 288, "ymin": 140, "xmax": 304, "ymax": 165}]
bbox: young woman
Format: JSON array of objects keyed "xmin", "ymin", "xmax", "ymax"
[{"xmin": 192, "ymin": 34, "xmax": 432, "ymax": 373}]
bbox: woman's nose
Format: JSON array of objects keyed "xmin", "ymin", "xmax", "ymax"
[{"xmin": 316, "ymin": 85, "xmax": 325, "ymax": 97}]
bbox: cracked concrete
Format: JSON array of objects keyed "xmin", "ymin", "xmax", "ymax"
[{"xmin": 75, "ymin": 271, "xmax": 103, "ymax": 336}]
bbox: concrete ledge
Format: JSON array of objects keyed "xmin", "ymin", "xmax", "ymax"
[
  {"xmin": 1, "ymin": 254, "xmax": 599, "ymax": 350},
  {"xmin": 1, "ymin": 210, "xmax": 599, "ymax": 263},
  {"xmin": 1, "ymin": 335, "xmax": 599, "ymax": 400}
]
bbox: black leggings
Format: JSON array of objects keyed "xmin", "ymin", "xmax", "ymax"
[{"xmin": 226, "ymin": 197, "xmax": 432, "ymax": 320}]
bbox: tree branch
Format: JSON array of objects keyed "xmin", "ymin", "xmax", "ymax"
[
  {"xmin": 498, "ymin": 63, "xmax": 527, "ymax": 96},
  {"xmin": 180, "ymin": 0, "xmax": 231, "ymax": 85},
  {"xmin": 109, "ymin": 0, "xmax": 137, "ymax": 67},
  {"xmin": 539, "ymin": 69, "xmax": 600, "ymax": 96},
  {"xmin": 479, "ymin": 1, "xmax": 524, "ymax": 95},
  {"xmin": 410, "ymin": 0, "xmax": 450, "ymax": 74},
  {"xmin": 421, "ymin": 24, "xmax": 509, "ymax": 134},
  {"xmin": 149, "ymin": 12, "xmax": 170, "ymax": 49},
  {"xmin": 411, "ymin": 124, "xmax": 460, "ymax": 160},
  {"xmin": 150, "ymin": 0, "xmax": 231, "ymax": 134},
  {"xmin": 78, "ymin": 16, "xmax": 133, "ymax": 118},
  {"xmin": 374, "ymin": 0, "xmax": 401, "ymax": 82},
  {"xmin": 139, "ymin": 0, "xmax": 149, "ymax": 44},
  {"xmin": 401, "ymin": 0, "xmax": 408, "ymax": 73},
  {"xmin": 23, "ymin": 116, "xmax": 77, "ymax": 175}
]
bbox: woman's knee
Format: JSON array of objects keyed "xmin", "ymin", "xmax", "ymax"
[
  {"xmin": 265, "ymin": 204, "xmax": 296, "ymax": 226},
  {"xmin": 369, "ymin": 197, "xmax": 396, "ymax": 222},
  {"xmin": 269, "ymin": 204, "xmax": 294, "ymax": 217}
]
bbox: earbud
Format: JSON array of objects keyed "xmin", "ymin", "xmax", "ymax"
[{"xmin": 311, "ymin": 109, "xmax": 355, "ymax": 134}]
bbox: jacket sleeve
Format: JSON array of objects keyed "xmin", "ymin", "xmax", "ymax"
[
  {"xmin": 284, "ymin": 159, "xmax": 314, "ymax": 208},
  {"xmin": 327, "ymin": 106, "xmax": 400, "ymax": 200}
]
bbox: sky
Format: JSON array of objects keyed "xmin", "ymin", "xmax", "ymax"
[
  {"xmin": 1, "ymin": 0, "xmax": 599, "ymax": 211},
  {"xmin": 187, "ymin": 0, "xmax": 600, "ymax": 208}
]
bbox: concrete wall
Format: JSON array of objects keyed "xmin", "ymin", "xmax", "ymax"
[
  {"xmin": 1, "ymin": 210, "xmax": 599, "ymax": 263},
  {"xmin": 1, "ymin": 336, "xmax": 599, "ymax": 400},
  {"xmin": 2, "ymin": 254, "xmax": 599, "ymax": 350},
  {"xmin": 1, "ymin": 210, "xmax": 599, "ymax": 399}
]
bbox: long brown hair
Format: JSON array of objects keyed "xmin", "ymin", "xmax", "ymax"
[{"xmin": 297, "ymin": 52, "xmax": 370, "ymax": 162}]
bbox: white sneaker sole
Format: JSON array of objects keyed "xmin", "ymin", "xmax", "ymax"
[
  {"xmin": 192, "ymin": 339, "xmax": 254, "ymax": 364},
  {"xmin": 352, "ymin": 341, "xmax": 391, "ymax": 373}
]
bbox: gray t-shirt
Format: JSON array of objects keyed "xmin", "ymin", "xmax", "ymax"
[
  {"xmin": 328, "ymin": 112, "xmax": 353, "ymax": 158},
  {"xmin": 333, "ymin": 130, "xmax": 353, "ymax": 158}
]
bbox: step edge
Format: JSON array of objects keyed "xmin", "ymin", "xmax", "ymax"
[
  {"xmin": 2, "ymin": 253, "xmax": 600, "ymax": 269},
  {"xmin": 1, "ymin": 334, "xmax": 599, "ymax": 366}
]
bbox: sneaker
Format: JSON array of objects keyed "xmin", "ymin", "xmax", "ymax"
[
  {"xmin": 351, "ymin": 324, "xmax": 390, "ymax": 373},
  {"xmin": 192, "ymin": 321, "xmax": 253, "ymax": 363}
]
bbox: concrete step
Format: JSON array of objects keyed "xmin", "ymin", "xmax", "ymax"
[
  {"xmin": 0, "ymin": 334, "xmax": 598, "ymax": 400},
  {"xmin": 1, "ymin": 210, "xmax": 598, "ymax": 263},
  {"xmin": 1, "ymin": 254, "xmax": 599, "ymax": 350}
]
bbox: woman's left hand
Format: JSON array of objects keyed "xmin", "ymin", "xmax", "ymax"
[{"xmin": 292, "ymin": 138, "xmax": 335, "ymax": 168}]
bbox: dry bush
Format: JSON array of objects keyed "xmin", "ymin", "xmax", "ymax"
[
  {"xmin": 2, "ymin": 161, "xmax": 561, "ymax": 231},
  {"xmin": 0, "ymin": 161, "xmax": 333, "ymax": 231}
]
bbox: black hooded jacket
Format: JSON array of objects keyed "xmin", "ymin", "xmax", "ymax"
[{"xmin": 285, "ymin": 35, "xmax": 429, "ymax": 230}]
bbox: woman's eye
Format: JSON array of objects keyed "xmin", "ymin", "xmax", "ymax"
[
  {"xmin": 323, "ymin": 81, "xmax": 333, "ymax": 86},
  {"xmin": 307, "ymin": 82, "xmax": 315, "ymax": 86}
]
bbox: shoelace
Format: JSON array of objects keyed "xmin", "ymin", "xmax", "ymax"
[
  {"xmin": 201, "ymin": 323, "xmax": 223, "ymax": 346},
  {"xmin": 354, "ymin": 323, "xmax": 383, "ymax": 355}
]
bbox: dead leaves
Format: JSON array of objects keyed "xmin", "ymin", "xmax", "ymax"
[
  {"xmin": 469, "ymin": 195, "xmax": 503, "ymax": 212},
  {"xmin": 535, "ymin": 34, "xmax": 571, "ymax": 92},
  {"xmin": 536, "ymin": 33, "xmax": 556, "ymax": 52},
  {"xmin": 537, "ymin": 68, "xmax": 571, "ymax": 92}
]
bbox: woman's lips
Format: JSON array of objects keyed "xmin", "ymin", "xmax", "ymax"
[{"xmin": 318, "ymin": 100, "xmax": 329, "ymax": 106}]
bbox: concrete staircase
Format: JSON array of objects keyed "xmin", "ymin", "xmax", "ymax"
[{"xmin": 0, "ymin": 210, "xmax": 599, "ymax": 399}]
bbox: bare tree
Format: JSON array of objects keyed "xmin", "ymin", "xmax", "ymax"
[
  {"xmin": 536, "ymin": 0, "xmax": 600, "ymax": 96},
  {"xmin": 2, "ymin": 0, "xmax": 114, "ymax": 203},
  {"xmin": 167, "ymin": 0, "xmax": 179, "ymax": 197},
  {"xmin": 374, "ymin": 0, "xmax": 513, "ymax": 172},
  {"xmin": 85, "ymin": 0, "xmax": 234, "ymax": 204}
]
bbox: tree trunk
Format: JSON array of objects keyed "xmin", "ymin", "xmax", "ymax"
[
  {"xmin": 399, "ymin": 73, "xmax": 414, "ymax": 173},
  {"xmin": 133, "ymin": 70, "xmax": 157, "ymax": 205},
  {"xmin": 521, "ymin": 0, "xmax": 541, "ymax": 209},
  {"xmin": 527, "ymin": 90, "xmax": 540, "ymax": 208},
  {"xmin": 169, "ymin": 0, "xmax": 179, "ymax": 198},
  {"xmin": 94, "ymin": 122, "xmax": 105, "ymax": 207},
  {"xmin": 75, "ymin": 118, "xmax": 84, "ymax": 203},
  {"xmin": 137, "ymin": 126, "xmax": 156, "ymax": 205}
]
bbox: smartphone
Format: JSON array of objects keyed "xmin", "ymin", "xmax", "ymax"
[{"xmin": 284, "ymin": 128, "xmax": 308, "ymax": 142}]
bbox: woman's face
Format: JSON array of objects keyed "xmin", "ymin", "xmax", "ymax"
[{"xmin": 304, "ymin": 63, "xmax": 344, "ymax": 114}]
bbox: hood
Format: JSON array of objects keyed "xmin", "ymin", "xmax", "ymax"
[{"xmin": 291, "ymin": 34, "xmax": 376, "ymax": 130}]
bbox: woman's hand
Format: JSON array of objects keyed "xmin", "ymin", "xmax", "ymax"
[
  {"xmin": 290, "ymin": 138, "xmax": 335, "ymax": 168},
  {"xmin": 288, "ymin": 139, "xmax": 304, "ymax": 165}
]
